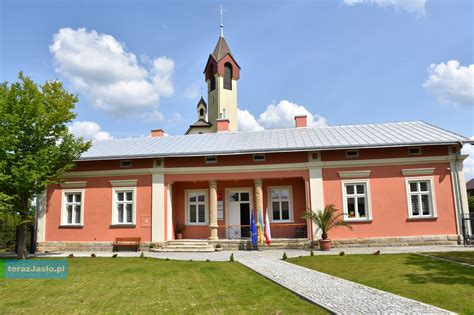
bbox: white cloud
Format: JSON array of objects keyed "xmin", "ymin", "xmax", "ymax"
[
  {"xmin": 142, "ymin": 110, "xmax": 165, "ymax": 123},
  {"xmin": 343, "ymin": 0, "xmax": 426, "ymax": 15},
  {"xmin": 69, "ymin": 121, "xmax": 112, "ymax": 141},
  {"xmin": 238, "ymin": 109, "xmax": 264, "ymax": 131},
  {"xmin": 462, "ymin": 138, "xmax": 474, "ymax": 181},
  {"xmin": 238, "ymin": 100, "xmax": 327, "ymax": 131},
  {"xmin": 184, "ymin": 81, "xmax": 202, "ymax": 99},
  {"xmin": 423, "ymin": 60, "xmax": 474, "ymax": 107},
  {"xmin": 50, "ymin": 28, "xmax": 174, "ymax": 116}
]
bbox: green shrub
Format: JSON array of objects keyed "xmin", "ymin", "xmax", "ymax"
[
  {"xmin": 229, "ymin": 253, "xmax": 234, "ymax": 262},
  {"xmin": 282, "ymin": 252, "xmax": 287, "ymax": 260}
]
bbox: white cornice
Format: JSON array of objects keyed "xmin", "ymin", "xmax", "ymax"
[
  {"xmin": 338, "ymin": 170, "xmax": 371, "ymax": 178},
  {"xmin": 401, "ymin": 168, "xmax": 435, "ymax": 176},
  {"xmin": 63, "ymin": 155, "xmax": 456, "ymax": 178},
  {"xmin": 109, "ymin": 179, "xmax": 138, "ymax": 187},
  {"xmin": 60, "ymin": 181, "xmax": 87, "ymax": 188}
]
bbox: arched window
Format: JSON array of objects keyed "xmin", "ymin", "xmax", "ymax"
[
  {"xmin": 199, "ymin": 108, "xmax": 204, "ymax": 117},
  {"xmin": 209, "ymin": 64, "xmax": 216, "ymax": 91},
  {"xmin": 224, "ymin": 63, "xmax": 232, "ymax": 90}
]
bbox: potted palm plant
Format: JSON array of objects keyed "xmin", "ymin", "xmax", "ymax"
[
  {"xmin": 175, "ymin": 222, "xmax": 186, "ymax": 239},
  {"xmin": 302, "ymin": 204, "xmax": 352, "ymax": 251}
]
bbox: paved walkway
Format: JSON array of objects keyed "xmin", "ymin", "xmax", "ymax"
[{"xmin": 239, "ymin": 255, "xmax": 453, "ymax": 314}]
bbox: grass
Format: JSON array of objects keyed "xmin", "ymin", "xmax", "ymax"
[
  {"xmin": 288, "ymin": 252, "xmax": 474, "ymax": 315},
  {"xmin": 423, "ymin": 251, "xmax": 474, "ymax": 265},
  {"xmin": 0, "ymin": 257, "xmax": 325, "ymax": 314}
]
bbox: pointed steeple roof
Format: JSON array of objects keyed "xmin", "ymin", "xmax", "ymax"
[
  {"xmin": 196, "ymin": 96, "xmax": 207, "ymax": 108},
  {"xmin": 212, "ymin": 36, "xmax": 232, "ymax": 62}
]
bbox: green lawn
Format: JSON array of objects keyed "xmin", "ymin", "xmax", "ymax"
[
  {"xmin": 423, "ymin": 251, "xmax": 474, "ymax": 265},
  {"xmin": 0, "ymin": 258, "xmax": 325, "ymax": 314},
  {"xmin": 288, "ymin": 252, "xmax": 474, "ymax": 315}
]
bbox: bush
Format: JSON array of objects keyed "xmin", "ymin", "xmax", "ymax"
[
  {"xmin": 91, "ymin": 253, "xmax": 96, "ymax": 258},
  {"xmin": 282, "ymin": 252, "xmax": 287, "ymax": 260},
  {"xmin": 140, "ymin": 252, "xmax": 145, "ymax": 258},
  {"xmin": 310, "ymin": 250, "xmax": 314, "ymax": 256},
  {"xmin": 339, "ymin": 251, "xmax": 345, "ymax": 256},
  {"xmin": 112, "ymin": 254, "xmax": 118, "ymax": 258},
  {"xmin": 68, "ymin": 253, "xmax": 74, "ymax": 258},
  {"xmin": 229, "ymin": 253, "xmax": 234, "ymax": 262}
]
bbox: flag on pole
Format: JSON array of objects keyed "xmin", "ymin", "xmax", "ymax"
[
  {"xmin": 250, "ymin": 211, "xmax": 258, "ymax": 247},
  {"xmin": 264, "ymin": 208, "xmax": 272, "ymax": 245},
  {"xmin": 257, "ymin": 209, "xmax": 265, "ymax": 245}
]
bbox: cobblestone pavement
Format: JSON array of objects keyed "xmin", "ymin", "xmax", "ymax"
[{"xmin": 239, "ymin": 256, "xmax": 453, "ymax": 314}]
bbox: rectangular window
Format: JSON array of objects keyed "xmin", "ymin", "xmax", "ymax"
[
  {"xmin": 253, "ymin": 154, "xmax": 266, "ymax": 162},
  {"xmin": 120, "ymin": 160, "xmax": 132, "ymax": 168},
  {"xmin": 113, "ymin": 189, "xmax": 135, "ymax": 224},
  {"xmin": 406, "ymin": 179, "xmax": 435, "ymax": 218},
  {"xmin": 408, "ymin": 147, "xmax": 422, "ymax": 155},
  {"xmin": 63, "ymin": 192, "xmax": 82, "ymax": 225},
  {"xmin": 187, "ymin": 191, "xmax": 207, "ymax": 225},
  {"xmin": 342, "ymin": 181, "xmax": 371, "ymax": 221},
  {"xmin": 205, "ymin": 156, "xmax": 217, "ymax": 164},
  {"xmin": 346, "ymin": 150, "xmax": 359, "ymax": 158},
  {"xmin": 269, "ymin": 187, "xmax": 292, "ymax": 222}
]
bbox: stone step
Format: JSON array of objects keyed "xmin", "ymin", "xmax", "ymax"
[
  {"xmin": 167, "ymin": 241, "xmax": 211, "ymax": 246},
  {"xmin": 154, "ymin": 246, "xmax": 215, "ymax": 252}
]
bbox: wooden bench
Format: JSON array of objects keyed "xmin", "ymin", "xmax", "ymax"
[{"xmin": 113, "ymin": 237, "xmax": 141, "ymax": 252}]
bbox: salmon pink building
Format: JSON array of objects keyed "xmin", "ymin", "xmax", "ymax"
[{"xmin": 36, "ymin": 31, "xmax": 473, "ymax": 251}]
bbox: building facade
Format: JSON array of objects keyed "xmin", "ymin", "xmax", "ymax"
[{"xmin": 36, "ymin": 31, "xmax": 472, "ymax": 251}]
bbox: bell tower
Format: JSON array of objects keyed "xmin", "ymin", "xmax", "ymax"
[{"xmin": 203, "ymin": 9, "xmax": 240, "ymax": 132}]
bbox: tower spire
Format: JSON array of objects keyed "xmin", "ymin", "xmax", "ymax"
[{"xmin": 219, "ymin": 4, "xmax": 227, "ymax": 37}]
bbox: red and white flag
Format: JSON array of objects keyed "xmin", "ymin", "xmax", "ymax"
[{"xmin": 264, "ymin": 208, "xmax": 272, "ymax": 245}]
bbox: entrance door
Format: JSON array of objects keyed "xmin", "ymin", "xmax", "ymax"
[{"xmin": 227, "ymin": 190, "xmax": 252, "ymax": 239}]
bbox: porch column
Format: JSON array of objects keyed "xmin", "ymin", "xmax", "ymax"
[
  {"xmin": 152, "ymin": 173, "xmax": 165, "ymax": 242},
  {"xmin": 209, "ymin": 180, "xmax": 218, "ymax": 240},
  {"xmin": 255, "ymin": 179, "xmax": 264, "ymax": 222},
  {"xmin": 309, "ymin": 168, "xmax": 324, "ymax": 240},
  {"xmin": 166, "ymin": 182, "xmax": 173, "ymax": 241}
]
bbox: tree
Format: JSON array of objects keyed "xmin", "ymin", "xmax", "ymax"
[
  {"xmin": 302, "ymin": 204, "xmax": 352, "ymax": 240},
  {"xmin": 0, "ymin": 73, "xmax": 90, "ymax": 259}
]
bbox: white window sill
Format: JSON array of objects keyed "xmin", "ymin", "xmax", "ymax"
[
  {"xmin": 59, "ymin": 224, "xmax": 83, "ymax": 228},
  {"xmin": 344, "ymin": 218, "xmax": 372, "ymax": 223},
  {"xmin": 110, "ymin": 223, "xmax": 136, "ymax": 228},
  {"xmin": 270, "ymin": 220, "xmax": 294, "ymax": 224},
  {"xmin": 407, "ymin": 216, "xmax": 437, "ymax": 221},
  {"xmin": 186, "ymin": 223, "xmax": 208, "ymax": 226}
]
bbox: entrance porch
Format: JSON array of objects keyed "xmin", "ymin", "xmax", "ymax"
[{"xmin": 166, "ymin": 171, "xmax": 312, "ymax": 242}]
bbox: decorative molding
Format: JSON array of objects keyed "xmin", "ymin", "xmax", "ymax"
[
  {"xmin": 109, "ymin": 179, "xmax": 138, "ymax": 187},
  {"xmin": 63, "ymin": 155, "xmax": 456, "ymax": 178},
  {"xmin": 401, "ymin": 168, "xmax": 435, "ymax": 176},
  {"xmin": 338, "ymin": 170, "xmax": 371, "ymax": 178},
  {"xmin": 60, "ymin": 181, "xmax": 87, "ymax": 188}
]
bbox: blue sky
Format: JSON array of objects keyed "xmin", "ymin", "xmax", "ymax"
[{"xmin": 1, "ymin": 0, "xmax": 473, "ymax": 176}]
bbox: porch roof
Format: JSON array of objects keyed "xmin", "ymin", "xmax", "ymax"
[{"xmin": 78, "ymin": 121, "xmax": 472, "ymax": 161}]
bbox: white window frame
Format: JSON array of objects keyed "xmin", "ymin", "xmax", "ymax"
[
  {"xmin": 341, "ymin": 179, "xmax": 372, "ymax": 222},
  {"xmin": 120, "ymin": 160, "xmax": 132, "ymax": 168},
  {"xmin": 111, "ymin": 187, "xmax": 137, "ymax": 225},
  {"xmin": 61, "ymin": 189, "xmax": 85, "ymax": 226},
  {"xmin": 185, "ymin": 189, "xmax": 209, "ymax": 226},
  {"xmin": 405, "ymin": 177, "xmax": 437, "ymax": 219},
  {"xmin": 268, "ymin": 186, "xmax": 294, "ymax": 223}
]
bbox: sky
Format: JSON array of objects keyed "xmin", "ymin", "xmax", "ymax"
[{"xmin": 0, "ymin": 0, "xmax": 473, "ymax": 178}]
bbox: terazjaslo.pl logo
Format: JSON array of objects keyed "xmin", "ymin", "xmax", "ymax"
[{"xmin": 0, "ymin": 260, "xmax": 68, "ymax": 279}]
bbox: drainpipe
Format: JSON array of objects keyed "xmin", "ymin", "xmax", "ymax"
[{"xmin": 453, "ymin": 143, "xmax": 465, "ymax": 243}]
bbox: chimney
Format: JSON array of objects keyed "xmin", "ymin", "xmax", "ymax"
[
  {"xmin": 216, "ymin": 118, "xmax": 230, "ymax": 132},
  {"xmin": 150, "ymin": 129, "xmax": 165, "ymax": 137},
  {"xmin": 294, "ymin": 115, "xmax": 307, "ymax": 128}
]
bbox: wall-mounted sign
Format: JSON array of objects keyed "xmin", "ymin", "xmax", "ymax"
[{"xmin": 217, "ymin": 200, "xmax": 224, "ymax": 220}]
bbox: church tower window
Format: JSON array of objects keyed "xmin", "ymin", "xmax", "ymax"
[
  {"xmin": 209, "ymin": 64, "xmax": 216, "ymax": 91},
  {"xmin": 224, "ymin": 63, "xmax": 232, "ymax": 90}
]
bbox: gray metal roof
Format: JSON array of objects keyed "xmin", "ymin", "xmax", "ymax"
[
  {"xmin": 212, "ymin": 36, "xmax": 232, "ymax": 61},
  {"xmin": 78, "ymin": 121, "xmax": 472, "ymax": 161}
]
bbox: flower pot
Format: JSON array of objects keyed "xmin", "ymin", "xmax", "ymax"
[
  {"xmin": 319, "ymin": 239, "xmax": 331, "ymax": 251},
  {"xmin": 176, "ymin": 234, "xmax": 183, "ymax": 239}
]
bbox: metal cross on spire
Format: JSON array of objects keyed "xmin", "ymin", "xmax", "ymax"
[{"xmin": 219, "ymin": 4, "xmax": 227, "ymax": 37}]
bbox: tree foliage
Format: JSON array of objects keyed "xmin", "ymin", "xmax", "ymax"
[{"xmin": 0, "ymin": 73, "xmax": 91, "ymax": 258}]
